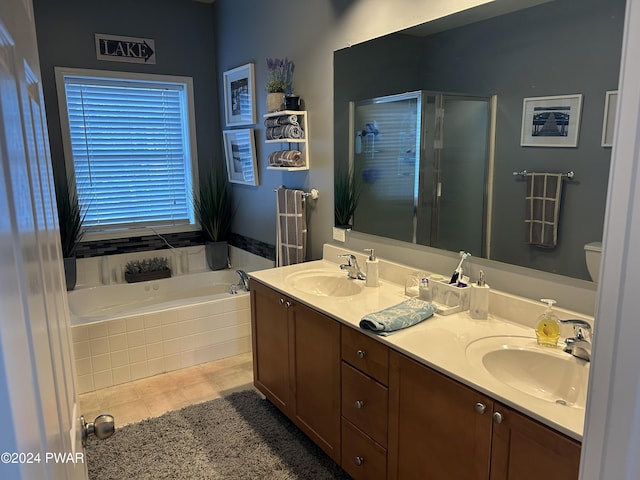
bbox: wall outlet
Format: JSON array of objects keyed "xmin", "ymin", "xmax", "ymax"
[{"xmin": 332, "ymin": 227, "xmax": 347, "ymax": 242}]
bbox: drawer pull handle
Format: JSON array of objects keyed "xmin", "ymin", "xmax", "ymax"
[
  {"xmin": 285, "ymin": 300, "xmax": 292, "ymax": 308},
  {"xmin": 474, "ymin": 402, "xmax": 486, "ymax": 414},
  {"xmin": 493, "ymin": 411, "xmax": 504, "ymax": 424},
  {"xmin": 355, "ymin": 400, "xmax": 365, "ymax": 409},
  {"xmin": 356, "ymin": 349, "xmax": 366, "ymax": 359},
  {"xmin": 354, "ymin": 456, "xmax": 364, "ymax": 466},
  {"xmin": 279, "ymin": 298, "xmax": 285, "ymax": 305}
]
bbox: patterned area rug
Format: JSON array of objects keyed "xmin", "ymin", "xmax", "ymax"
[{"xmin": 86, "ymin": 389, "xmax": 351, "ymax": 479}]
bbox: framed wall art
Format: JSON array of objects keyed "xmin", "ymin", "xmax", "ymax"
[
  {"xmin": 223, "ymin": 129, "xmax": 259, "ymax": 186},
  {"xmin": 601, "ymin": 90, "xmax": 618, "ymax": 147},
  {"xmin": 223, "ymin": 63, "xmax": 256, "ymax": 126},
  {"xmin": 520, "ymin": 94, "xmax": 583, "ymax": 147}
]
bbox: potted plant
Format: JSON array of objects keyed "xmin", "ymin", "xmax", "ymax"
[
  {"xmin": 334, "ymin": 163, "xmax": 362, "ymax": 229},
  {"xmin": 193, "ymin": 170, "xmax": 234, "ymax": 270},
  {"xmin": 266, "ymin": 57, "xmax": 295, "ymax": 112},
  {"xmin": 124, "ymin": 257, "xmax": 171, "ymax": 283},
  {"xmin": 55, "ymin": 176, "xmax": 87, "ymax": 290}
]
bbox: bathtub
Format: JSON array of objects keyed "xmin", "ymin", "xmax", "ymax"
[
  {"xmin": 68, "ymin": 270, "xmax": 246, "ymax": 325},
  {"xmin": 68, "ymin": 269, "xmax": 251, "ymax": 393}
]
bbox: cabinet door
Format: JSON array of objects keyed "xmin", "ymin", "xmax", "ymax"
[
  {"xmin": 490, "ymin": 403, "xmax": 581, "ymax": 480},
  {"xmin": 291, "ymin": 301, "xmax": 342, "ymax": 463},
  {"xmin": 388, "ymin": 351, "xmax": 493, "ymax": 480},
  {"xmin": 251, "ymin": 281, "xmax": 291, "ymax": 412}
]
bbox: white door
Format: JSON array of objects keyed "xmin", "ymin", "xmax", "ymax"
[{"xmin": 0, "ymin": 1, "xmax": 89, "ymax": 479}]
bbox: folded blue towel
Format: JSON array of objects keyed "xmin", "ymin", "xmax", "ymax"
[{"xmin": 359, "ymin": 298, "xmax": 437, "ymax": 336}]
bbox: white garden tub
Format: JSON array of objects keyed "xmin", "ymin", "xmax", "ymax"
[
  {"xmin": 68, "ymin": 269, "xmax": 252, "ymax": 393},
  {"xmin": 68, "ymin": 269, "xmax": 246, "ymax": 325}
]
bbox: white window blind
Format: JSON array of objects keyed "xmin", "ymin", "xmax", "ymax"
[{"xmin": 61, "ymin": 73, "xmax": 195, "ymax": 231}]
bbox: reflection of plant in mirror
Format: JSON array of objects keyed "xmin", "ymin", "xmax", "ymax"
[
  {"xmin": 266, "ymin": 57, "xmax": 295, "ymax": 94},
  {"xmin": 334, "ymin": 164, "xmax": 362, "ymax": 228}
]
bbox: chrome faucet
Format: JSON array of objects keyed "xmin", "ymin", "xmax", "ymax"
[
  {"xmin": 338, "ymin": 254, "xmax": 366, "ymax": 280},
  {"xmin": 229, "ymin": 270, "xmax": 250, "ymax": 294},
  {"xmin": 235, "ymin": 270, "xmax": 250, "ymax": 291},
  {"xmin": 560, "ymin": 319, "xmax": 592, "ymax": 362}
]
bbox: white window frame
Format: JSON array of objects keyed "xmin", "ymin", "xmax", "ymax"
[{"xmin": 54, "ymin": 67, "xmax": 199, "ymax": 241}]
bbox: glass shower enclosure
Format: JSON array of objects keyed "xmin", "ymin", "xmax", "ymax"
[{"xmin": 350, "ymin": 91, "xmax": 492, "ymax": 257}]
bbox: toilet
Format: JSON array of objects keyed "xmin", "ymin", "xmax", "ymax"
[{"xmin": 584, "ymin": 242, "xmax": 602, "ymax": 282}]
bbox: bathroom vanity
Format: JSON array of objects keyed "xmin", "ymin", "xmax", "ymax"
[{"xmin": 249, "ymin": 246, "xmax": 587, "ymax": 480}]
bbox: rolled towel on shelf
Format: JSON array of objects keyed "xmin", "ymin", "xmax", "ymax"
[
  {"xmin": 268, "ymin": 150, "xmax": 305, "ymax": 167},
  {"xmin": 266, "ymin": 124, "xmax": 304, "ymax": 140},
  {"xmin": 359, "ymin": 298, "xmax": 437, "ymax": 336},
  {"xmin": 264, "ymin": 115, "xmax": 299, "ymax": 128}
]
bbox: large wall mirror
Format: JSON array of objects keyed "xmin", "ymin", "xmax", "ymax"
[{"xmin": 334, "ymin": 0, "xmax": 625, "ymax": 281}]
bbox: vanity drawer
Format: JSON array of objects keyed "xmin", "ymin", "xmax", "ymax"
[
  {"xmin": 341, "ymin": 325, "xmax": 389, "ymax": 385},
  {"xmin": 342, "ymin": 362, "xmax": 388, "ymax": 447},
  {"xmin": 342, "ymin": 418, "xmax": 387, "ymax": 480}
]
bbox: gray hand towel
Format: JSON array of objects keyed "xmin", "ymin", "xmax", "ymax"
[{"xmin": 525, "ymin": 173, "xmax": 563, "ymax": 248}]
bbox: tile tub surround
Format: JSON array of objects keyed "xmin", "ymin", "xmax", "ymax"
[
  {"xmin": 72, "ymin": 291, "xmax": 250, "ymax": 393},
  {"xmin": 70, "ymin": 246, "xmax": 272, "ymax": 393}
]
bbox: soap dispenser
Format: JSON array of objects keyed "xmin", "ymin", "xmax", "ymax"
[
  {"xmin": 469, "ymin": 271, "xmax": 490, "ymax": 319},
  {"xmin": 364, "ymin": 248, "xmax": 379, "ymax": 287},
  {"xmin": 535, "ymin": 299, "xmax": 561, "ymax": 347}
]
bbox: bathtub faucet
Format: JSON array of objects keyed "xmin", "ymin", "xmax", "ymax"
[{"xmin": 231, "ymin": 270, "xmax": 249, "ymax": 293}]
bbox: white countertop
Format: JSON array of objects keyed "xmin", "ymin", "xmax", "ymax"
[{"xmin": 249, "ymin": 258, "xmax": 587, "ymax": 441}]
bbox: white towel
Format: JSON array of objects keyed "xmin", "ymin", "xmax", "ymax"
[{"xmin": 276, "ymin": 187, "xmax": 307, "ymax": 266}]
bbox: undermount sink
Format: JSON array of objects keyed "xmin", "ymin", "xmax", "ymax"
[
  {"xmin": 285, "ymin": 269, "xmax": 364, "ymax": 297},
  {"xmin": 466, "ymin": 336, "xmax": 589, "ymax": 408}
]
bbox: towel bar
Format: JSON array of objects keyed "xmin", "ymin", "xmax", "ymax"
[
  {"xmin": 273, "ymin": 187, "xmax": 319, "ymax": 199},
  {"xmin": 512, "ymin": 170, "xmax": 575, "ymax": 179}
]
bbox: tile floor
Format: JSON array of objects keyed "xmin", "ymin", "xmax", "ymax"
[{"xmin": 79, "ymin": 351, "xmax": 254, "ymax": 426}]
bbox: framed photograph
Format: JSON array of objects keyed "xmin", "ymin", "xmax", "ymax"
[
  {"xmin": 520, "ymin": 94, "xmax": 583, "ymax": 147},
  {"xmin": 223, "ymin": 63, "xmax": 256, "ymax": 126},
  {"xmin": 601, "ymin": 90, "xmax": 618, "ymax": 147},
  {"xmin": 223, "ymin": 129, "xmax": 259, "ymax": 186}
]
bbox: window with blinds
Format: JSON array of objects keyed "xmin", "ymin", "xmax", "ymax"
[{"xmin": 55, "ymin": 69, "xmax": 198, "ymax": 235}]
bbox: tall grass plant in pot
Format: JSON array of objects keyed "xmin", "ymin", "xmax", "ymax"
[
  {"xmin": 55, "ymin": 176, "xmax": 87, "ymax": 290},
  {"xmin": 334, "ymin": 163, "xmax": 362, "ymax": 229},
  {"xmin": 194, "ymin": 171, "xmax": 234, "ymax": 270}
]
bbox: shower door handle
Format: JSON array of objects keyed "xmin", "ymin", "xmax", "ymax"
[{"xmin": 81, "ymin": 413, "xmax": 115, "ymax": 446}]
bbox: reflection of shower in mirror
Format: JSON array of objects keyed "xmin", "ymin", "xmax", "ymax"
[{"xmin": 350, "ymin": 91, "xmax": 491, "ymax": 255}]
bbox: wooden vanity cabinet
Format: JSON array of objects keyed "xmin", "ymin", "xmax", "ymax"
[
  {"xmin": 250, "ymin": 280, "xmax": 341, "ymax": 463},
  {"xmin": 388, "ymin": 350, "xmax": 493, "ymax": 480},
  {"xmin": 340, "ymin": 326, "xmax": 389, "ymax": 480},
  {"xmin": 387, "ymin": 350, "xmax": 581, "ymax": 480},
  {"xmin": 252, "ymin": 280, "xmax": 581, "ymax": 479},
  {"xmin": 251, "ymin": 280, "xmax": 291, "ymax": 411},
  {"xmin": 489, "ymin": 403, "xmax": 581, "ymax": 480}
]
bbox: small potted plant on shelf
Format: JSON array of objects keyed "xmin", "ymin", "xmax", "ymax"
[
  {"xmin": 193, "ymin": 170, "xmax": 234, "ymax": 270},
  {"xmin": 55, "ymin": 175, "xmax": 87, "ymax": 291},
  {"xmin": 334, "ymin": 163, "xmax": 362, "ymax": 229},
  {"xmin": 124, "ymin": 257, "xmax": 171, "ymax": 283},
  {"xmin": 266, "ymin": 57, "xmax": 295, "ymax": 112}
]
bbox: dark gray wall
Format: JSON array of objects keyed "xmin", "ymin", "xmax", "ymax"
[
  {"xmin": 334, "ymin": 0, "xmax": 624, "ymax": 279},
  {"xmin": 213, "ymin": 0, "xmax": 343, "ymax": 258},
  {"xmin": 33, "ymin": 0, "xmax": 221, "ymax": 190}
]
